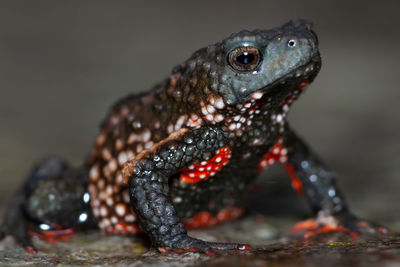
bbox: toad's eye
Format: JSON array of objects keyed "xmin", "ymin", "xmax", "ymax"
[{"xmin": 228, "ymin": 46, "xmax": 262, "ymax": 72}]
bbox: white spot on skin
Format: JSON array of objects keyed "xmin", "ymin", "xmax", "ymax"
[
  {"xmin": 96, "ymin": 134, "xmax": 106, "ymax": 146},
  {"xmin": 229, "ymin": 123, "xmax": 236, "ymax": 131},
  {"xmin": 118, "ymin": 152, "xmax": 129, "ymax": 165},
  {"xmin": 206, "ymin": 114, "xmax": 214, "ymax": 122},
  {"xmin": 115, "ymin": 204, "xmax": 126, "ymax": 217},
  {"xmin": 116, "ymin": 172, "xmax": 124, "ymax": 184},
  {"xmin": 40, "ymin": 224, "xmax": 51, "ymax": 231},
  {"xmin": 283, "ymin": 104, "xmax": 289, "ymax": 112},
  {"xmin": 175, "ymin": 115, "xmax": 186, "ymax": 131},
  {"xmin": 123, "ymin": 190, "xmax": 130, "ymax": 203},
  {"xmin": 142, "ymin": 129, "xmax": 151, "ymax": 142},
  {"xmin": 106, "ymin": 197, "xmax": 114, "ymax": 206},
  {"xmin": 128, "ymin": 133, "xmax": 139, "ymax": 144},
  {"xmin": 125, "ymin": 214, "xmax": 136, "ymax": 222},
  {"xmin": 116, "ymin": 223, "xmax": 123, "ymax": 231},
  {"xmin": 100, "ymin": 206, "xmax": 108, "ymax": 217},
  {"xmin": 102, "ymin": 218, "xmax": 111, "ymax": 227},
  {"xmin": 110, "ymin": 115, "xmax": 119, "ymax": 125},
  {"xmin": 115, "ymin": 139, "xmax": 124, "ymax": 151},
  {"xmin": 167, "ymin": 124, "xmax": 174, "ymax": 134},
  {"xmin": 89, "ymin": 165, "xmax": 99, "ymax": 181},
  {"xmin": 97, "ymin": 179, "xmax": 105, "ymax": 189},
  {"xmin": 279, "ymin": 156, "xmax": 287, "ymax": 163},
  {"xmin": 186, "ymin": 114, "xmax": 203, "ymax": 128},
  {"xmin": 207, "ymin": 105, "xmax": 215, "ymax": 114},
  {"xmin": 98, "ymin": 191, "xmax": 107, "ymax": 201},
  {"xmin": 93, "ymin": 199, "xmax": 100, "ymax": 207},
  {"xmin": 102, "ymin": 148, "xmax": 112, "ymax": 160},
  {"xmin": 106, "ymin": 185, "xmax": 113, "ymax": 195},
  {"xmin": 242, "ymin": 152, "xmax": 251, "ymax": 159},
  {"xmin": 214, "ymin": 98, "xmax": 225, "ymax": 109},
  {"xmin": 126, "ymin": 150, "xmax": 134, "ymax": 159},
  {"xmin": 93, "ymin": 208, "xmax": 100, "ymax": 217},
  {"xmin": 136, "ymin": 143, "xmax": 143, "ymax": 153},
  {"xmin": 111, "ymin": 216, "xmax": 118, "ymax": 224},
  {"xmin": 144, "ymin": 141, "xmax": 154, "ymax": 149},
  {"xmin": 252, "ymin": 91, "xmax": 263, "ymax": 99},
  {"xmin": 173, "ymin": 196, "xmax": 182, "ymax": 203},
  {"xmin": 79, "ymin": 213, "xmax": 88, "ymax": 222},
  {"xmin": 126, "ymin": 225, "xmax": 136, "ymax": 233},
  {"xmin": 201, "ymin": 106, "xmax": 208, "ymax": 115},
  {"xmin": 276, "ymin": 114, "xmax": 283, "ymax": 123},
  {"xmin": 83, "ymin": 192, "xmax": 90, "ymax": 203},
  {"xmin": 214, "ymin": 114, "xmax": 224, "ymax": 122},
  {"xmin": 309, "ymin": 174, "xmax": 317, "ymax": 182},
  {"xmin": 108, "ymin": 159, "xmax": 117, "ymax": 172},
  {"xmin": 244, "ymin": 102, "xmax": 251, "ymax": 108},
  {"xmin": 328, "ymin": 188, "xmax": 336, "ymax": 197}
]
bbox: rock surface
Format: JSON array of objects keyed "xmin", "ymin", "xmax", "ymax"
[{"xmin": 1, "ymin": 211, "xmax": 400, "ymax": 267}]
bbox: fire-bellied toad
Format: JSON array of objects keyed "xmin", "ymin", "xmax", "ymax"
[{"xmin": 0, "ymin": 19, "xmax": 389, "ymax": 254}]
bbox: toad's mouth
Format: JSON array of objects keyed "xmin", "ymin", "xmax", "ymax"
[{"xmin": 246, "ymin": 53, "xmax": 321, "ymax": 102}]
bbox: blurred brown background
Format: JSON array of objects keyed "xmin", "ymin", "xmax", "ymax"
[{"xmin": 0, "ymin": 1, "xmax": 399, "ymax": 227}]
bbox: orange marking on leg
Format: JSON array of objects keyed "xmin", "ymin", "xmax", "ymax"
[
  {"xmin": 257, "ymin": 139, "xmax": 288, "ymax": 172},
  {"xmin": 258, "ymin": 139, "xmax": 304, "ymax": 196},
  {"xmin": 183, "ymin": 207, "xmax": 244, "ymax": 229},
  {"xmin": 291, "ymin": 218, "xmax": 360, "ymax": 239},
  {"xmin": 41, "ymin": 228, "xmax": 75, "ymax": 238},
  {"xmin": 180, "ymin": 146, "xmax": 231, "ymax": 183},
  {"xmin": 25, "ymin": 246, "xmax": 37, "ymax": 254},
  {"xmin": 303, "ymin": 226, "xmax": 360, "ymax": 239},
  {"xmin": 283, "ymin": 163, "xmax": 304, "ymax": 196},
  {"xmin": 28, "ymin": 226, "xmax": 75, "ymax": 244},
  {"xmin": 291, "ymin": 219, "xmax": 318, "ymax": 234}
]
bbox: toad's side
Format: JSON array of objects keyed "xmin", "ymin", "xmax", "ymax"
[{"xmin": 0, "ymin": 19, "xmax": 389, "ymax": 254}]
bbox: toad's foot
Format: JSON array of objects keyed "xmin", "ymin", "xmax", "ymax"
[
  {"xmin": 291, "ymin": 211, "xmax": 390, "ymax": 239},
  {"xmin": 158, "ymin": 235, "xmax": 252, "ymax": 256}
]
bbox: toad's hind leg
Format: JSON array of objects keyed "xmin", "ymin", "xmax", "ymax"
[{"xmin": 0, "ymin": 156, "xmax": 97, "ymax": 253}]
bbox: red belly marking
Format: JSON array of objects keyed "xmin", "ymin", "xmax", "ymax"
[
  {"xmin": 257, "ymin": 139, "xmax": 288, "ymax": 172},
  {"xmin": 180, "ymin": 146, "xmax": 231, "ymax": 183},
  {"xmin": 183, "ymin": 207, "xmax": 244, "ymax": 229},
  {"xmin": 104, "ymin": 222, "xmax": 142, "ymax": 235},
  {"xmin": 258, "ymin": 139, "xmax": 304, "ymax": 196},
  {"xmin": 283, "ymin": 163, "xmax": 304, "ymax": 196},
  {"xmin": 297, "ymin": 80, "xmax": 309, "ymax": 90}
]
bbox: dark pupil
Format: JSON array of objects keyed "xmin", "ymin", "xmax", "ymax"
[{"xmin": 236, "ymin": 52, "xmax": 254, "ymax": 65}]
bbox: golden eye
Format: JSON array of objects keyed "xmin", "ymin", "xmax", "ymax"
[{"xmin": 228, "ymin": 46, "xmax": 262, "ymax": 72}]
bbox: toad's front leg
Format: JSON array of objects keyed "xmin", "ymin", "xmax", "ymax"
[
  {"xmin": 123, "ymin": 126, "xmax": 251, "ymax": 254},
  {"xmin": 282, "ymin": 126, "xmax": 389, "ymax": 238}
]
